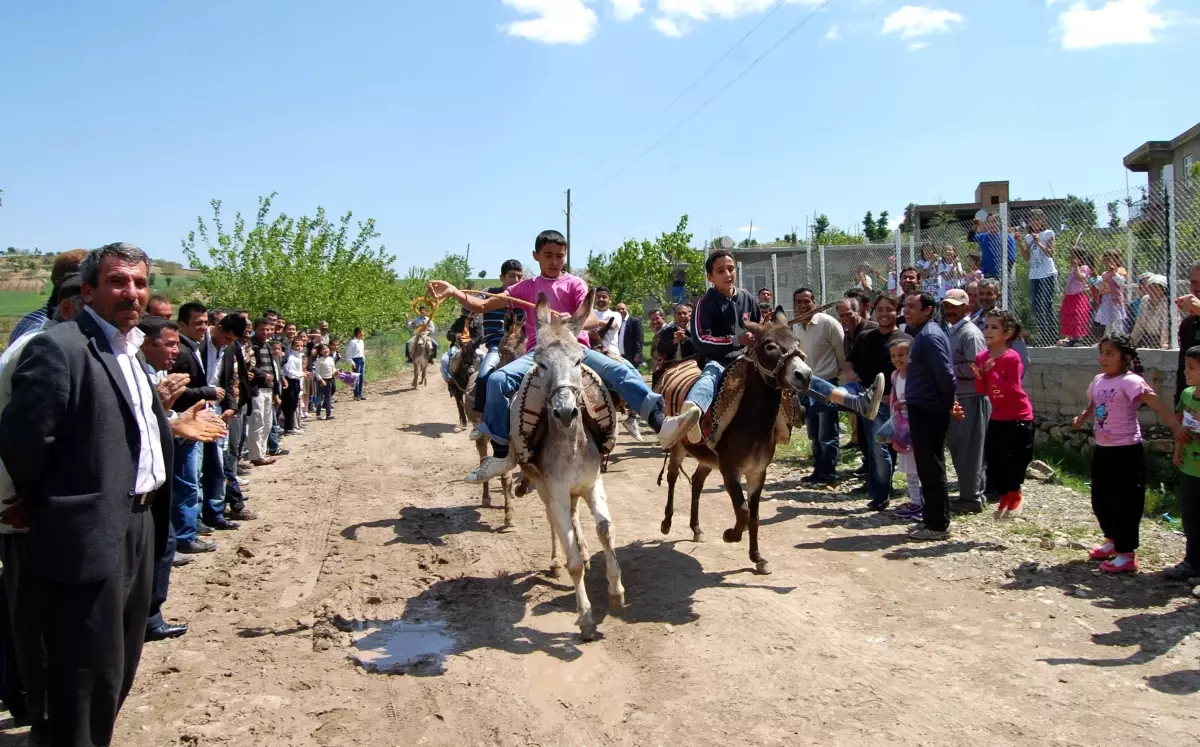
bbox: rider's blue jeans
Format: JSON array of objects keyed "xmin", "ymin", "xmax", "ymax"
[{"xmin": 481, "ymin": 348, "xmax": 663, "ymax": 445}]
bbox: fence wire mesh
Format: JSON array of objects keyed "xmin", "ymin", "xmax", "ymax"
[{"xmin": 728, "ymin": 169, "xmax": 1198, "ymax": 349}]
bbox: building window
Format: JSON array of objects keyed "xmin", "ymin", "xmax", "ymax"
[
  {"xmin": 990, "ymin": 195, "xmax": 1000, "ymax": 205},
  {"xmin": 1187, "ymin": 155, "xmax": 1195, "ymax": 183}
]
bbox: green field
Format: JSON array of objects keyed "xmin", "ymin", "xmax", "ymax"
[{"xmin": 0, "ymin": 290, "xmax": 46, "ymax": 317}]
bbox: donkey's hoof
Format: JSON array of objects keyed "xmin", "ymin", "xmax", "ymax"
[
  {"xmin": 660, "ymin": 519, "xmax": 672, "ymax": 535},
  {"xmin": 547, "ymin": 564, "xmax": 562, "ymax": 578},
  {"xmin": 609, "ymin": 592, "xmax": 625, "ymax": 610},
  {"xmin": 497, "ymin": 523, "xmax": 516, "ymax": 534},
  {"xmin": 482, "ymin": 496, "xmax": 494, "ymax": 508},
  {"xmin": 580, "ymin": 623, "xmax": 599, "ymax": 642},
  {"xmin": 755, "ymin": 559, "xmax": 772, "ymax": 575},
  {"xmin": 693, "ymin": 529, "xmax": 704, "ymax": 543},
  {"xmin": 722, "ymin": 528, "xmax": 742, "ymax": 544}
]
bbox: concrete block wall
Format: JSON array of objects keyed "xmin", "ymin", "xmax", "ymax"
[{"xmin": 1025, "ymin": 347, "xmax": 1179, "ymax": 426}]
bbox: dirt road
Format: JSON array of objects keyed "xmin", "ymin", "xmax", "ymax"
[{"xmin": 101, "ymin": 377, "xmax": 1200, "ymax": 746}]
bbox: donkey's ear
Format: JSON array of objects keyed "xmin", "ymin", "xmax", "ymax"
[
  {"xmin": 743, "ymin": 319, "xmax": 765, "ymax": 339},
  {"xmin": 535, "ymin": 292, "xmax": 552, "ymax": 329},
  {"xmin": 569, "ymin": 289, "xmax": 596, "ymax": 334},
  {"xmin": 772, "ymin": 309, "xmax": 788, "ymax": 326}
]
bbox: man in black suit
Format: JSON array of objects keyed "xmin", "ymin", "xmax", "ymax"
[
  {"xmin": 204, "ymin": 313, "xmax": 256, "ymax": 524},
  {"xmin": 616, "ymin": 302, "xmax": 644, "ymax": 368},
  {"xmin": 171, "ymin": 302, "xmax": 234, "ymax": 547},
  {"xmin": 0, "ymin": 243, "xmax": 174, "ymax": 747}
]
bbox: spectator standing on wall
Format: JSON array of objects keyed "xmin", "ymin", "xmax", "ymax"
[
  {"xmin": 1020, "ymin": 209, "xmax": 1057, "ymax": 345},
  {"xmin": 969, "ymin": 213, "xmax": 1016, "ymax": 280},
  {"xmin": 1058, "ymin": 245, "xmax": 1094, "ymax": 347},
  {"xmin": 1129, "ymin": 274, "xmax": 1170, "ymax": 350},
  {"xmin": 942, "ymin": 289, "xmax": 989, "ymax": 515}
]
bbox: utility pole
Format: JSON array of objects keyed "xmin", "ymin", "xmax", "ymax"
[
  {"xmin": 465, "ymin": 243, "xmax": 471, "ymax": 288},
  {"xmin": 565, "ymin": 188, "xmax": 572, "ymax": 272}
]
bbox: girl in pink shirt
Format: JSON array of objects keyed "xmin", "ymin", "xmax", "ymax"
[
  {"xmin": 974, "ymin": 310, "xmax": 1035, "ymax": 519},
  {"xmin": 1071, "ymin": 334, "xmax": 1188, "ymax": 573}
]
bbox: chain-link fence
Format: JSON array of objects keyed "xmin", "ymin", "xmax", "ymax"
[
  {"xmin": 729, "ymin": 167, "xmax": 1198, "ymax": 348},
  {"xmin": 732, "ymin": 242, "xmax": 901, "ymax": 307}
]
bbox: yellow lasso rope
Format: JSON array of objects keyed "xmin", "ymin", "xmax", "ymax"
[{"xmin": 410, "ymin": 293, "xmax": 442, "ymax": 337}]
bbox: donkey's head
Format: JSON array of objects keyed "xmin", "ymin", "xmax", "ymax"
[
  {"xmin": 743, "ymin": 309, "xmax": 813, "ymax": 393},
  {"xmin": 499, "ymin": 308, "xmax": 527, "ymax": 365},
  {"xmin": 533, "ymin": 290, "xmax": 593, "ymax": 431}
]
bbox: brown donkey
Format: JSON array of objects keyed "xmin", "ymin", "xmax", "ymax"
[{"xmin": 659, "ymin": 311, "xmax": 813, "ymax": 575}]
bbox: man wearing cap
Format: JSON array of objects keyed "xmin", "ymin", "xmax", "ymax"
[
  {"xmin": 8, "ymin": 250, "xmax": 89, "ymax": 344},
  {"xmin": 943, "ymin": 288, "xmax": 989, "ymax": 514}
]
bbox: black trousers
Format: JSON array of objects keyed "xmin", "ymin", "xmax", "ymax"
[
  {"xmin": 282, "ymin": 378, "xmax": 300, "ymax": 431},
  {"xmin": 1091, "ymin": 443, "xmax": 1146, "ymax": 554},
  {"xmin": 1, "ymin": 533, "xmax": 45, "ymax": 724},
  {"xmin": 223, "ymin": 412, "xmax": 246, "ymax": 513},
  {"xmin": 147, "ymin": 510, "xmax": 175, "ymax": 630},
  {"xmin": 984, "ymin": 420, "xmax": 1034, "ymax": 496},
  {"xmin": 1181, "ymin": 474, "xmax": 1200, "ymax": 568},
  {"xmin": 910, "ymin": 405, "xmax": 952, "ymax": 532},
  {"xmin": 42, "ymin": 505, "xmax": 154, "ymax": 747}
]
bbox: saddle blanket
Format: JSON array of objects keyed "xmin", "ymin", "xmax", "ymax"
[
  {"xmin": 654, "ymin": 357, "xmax": 795, "ymax": 448},
  {"xmin": 510, "ymin": 365, "xmax": 617, "ymax": 467}
]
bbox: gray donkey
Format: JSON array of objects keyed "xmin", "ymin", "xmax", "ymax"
[{"xmin": 515, "ymin": 290, "xmax": 622, "ymax": 642}]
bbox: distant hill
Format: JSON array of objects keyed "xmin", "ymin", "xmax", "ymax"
[{"xmin": 0, "ymin": 254, "xmax": 201, "ymax": 293}]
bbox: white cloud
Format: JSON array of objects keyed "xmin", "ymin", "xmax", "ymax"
[
  {"xmin": 501, "ymin": 0, "xmax": 598, "ymax": 44},
  {"xmin": 881, "ymin": 5, "xmax": 964, "ymax": 38},
  {"xmin": 611, "ymin": 0, "xmax": 644, "ymax": 21},
  {"xmin": 908, "ymin": 40, "xmax": 928, "ymax": 50},
  {"xmin": 739, "ymin": 224, "xmax": 762, "ymax": 234},
  {"xmin": 651, "ymin": 0, "xmax": 824, "ymax": 35},
  {"xmin": 653, "ymin": 16, "xmax": 684, "ymax": 36},
  {"xmin": 825, "ymin": 23, "xmax": 841, "ymax": 40},
  {"xmin": 1054, "ymin": 0, "xmax": 1167, "ymax": 50}
]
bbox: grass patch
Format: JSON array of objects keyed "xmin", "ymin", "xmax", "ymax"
[
  {"xmin": 0, "ymin": 290, "xmax": 45, "ymax": 317},
  {"xmin": 1034, "ymin": 438, "xmax": 1179, "ymax": 520}
]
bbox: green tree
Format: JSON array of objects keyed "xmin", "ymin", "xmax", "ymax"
[
  {"xmin": 584, "ymin": 215, "xmax": 704, "ymax": 315},
  {"xmin": 862, "ymin": 211, "xmax": 877, "ymax": 242},
  {"xmin": 813, "ymin": 214, "xmax": 830, "ymax": 243},
  {"xmin": 182, "ymin": 193, "xmax": 404, "ymax": 335},
  {"xmin": 1063, "ymin": 194, "xmax": 1099, "ymax": 229},
  {"xmin": 1106, "ymin": 200, "xmax": 1123, "ymax": 229},
  {"xmin": 477, "ymin": 269, "xmax": 487, "ymax": 279}
]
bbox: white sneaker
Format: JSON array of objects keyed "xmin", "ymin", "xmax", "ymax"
[
  {"xmin": 465, "ymin": 455, "xmax": 515, "ymax": 484},
  {"xmin": 468, "ymin": 424, "xmax": 487, "ymax": 441},
  {"xmin": 658, "ymin": 402, "xmax": 702, "ymax": 448},
  {"xmin": 623, "ymin": 414, "xmax": 643, "ymax": 442}
]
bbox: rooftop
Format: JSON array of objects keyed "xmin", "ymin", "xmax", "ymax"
[{"xmin": 1124, "ymin": 121, "xmax": 1200, "ymax": 172}]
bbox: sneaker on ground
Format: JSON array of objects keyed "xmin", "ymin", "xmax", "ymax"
[
  {"xmin": 623, "ymin": 414, "xmax": 643, "ymax": 442},
  {"xmin": 1088, "ymin": 540, "xmax": 1116, "ymax": 561},
  {"xmin": 895, "ymin": 503, "xmax": 924, "ymax": 520},
  {"xmin": 1164, "ymin": 560, "xmax": 1196, "ymax": 581},
  {"xmin": 658, "ymin": 402, "xmax": 702, "ymax": 448},
  {"xmin": 908, "ymin": 526, "xmax": 949, "ymax": 541},
  {"xmin": 468, "ymin": 424, "xmax": 487, "ymax": 442},
  {"xmin": 1005, "ymin": 493, "xmax": 1024, "ymax": 518},
  {"xmin": 465, "ymin": 455, "xmax": 515, "ymax": 484},
  {"xmin": 866, "ymin": 498, "xmax": 890, "ymax": 511},
  {"xmin": 1099, "ymin": 553, "xmax": 1138, "ymax": 574}
]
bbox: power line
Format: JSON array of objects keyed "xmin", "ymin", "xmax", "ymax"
[
  {"xmin": 580, "ymin": 0, "xmax": 792, "ymax": 187},
  {"xmin": 586, "ymin": 0, "xmax": 834, "ymax": 196}
]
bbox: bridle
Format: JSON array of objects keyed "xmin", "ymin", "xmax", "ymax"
[
  {"xmin": 746, "ymin": 342, "xmax": 805, "ymax": 391},
  {"xmin": 548, "ymin": 382, "xmax": 582, "ymax": 406}
]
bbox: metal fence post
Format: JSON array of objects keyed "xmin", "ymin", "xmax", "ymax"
[
  {"xmin": 819, "ymin": 245, "xmax": 827, "ymax": 304},
  {"xmin": 737, "ymin": 261, "xmax": 744, "ymax": 291},
  {"xmin": 908, "ymin": 234, "xmax": 915, "ymax": 270},
  {"xmin": 1167, "ymin": 165, "xmax": 1179, "ymax": 338},
  {"xmin": 807, "ymin": 242, "xmax": 814, "ymax": 286},
  {"xmin": 1000, "ymin": 202, "xmax": 1010, "ymax": 309},
  {"xmin": 893, "ymin": 229, "xmax": 902, "ymax": 292},
  {"xmin": 771, "ymin": 253, "xmax": 779, "ymax": 307}
]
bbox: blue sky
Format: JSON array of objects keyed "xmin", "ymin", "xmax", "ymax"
[{"xmin": 1, "ymin": 0, "xmax": 1195, "ymax": 276}]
